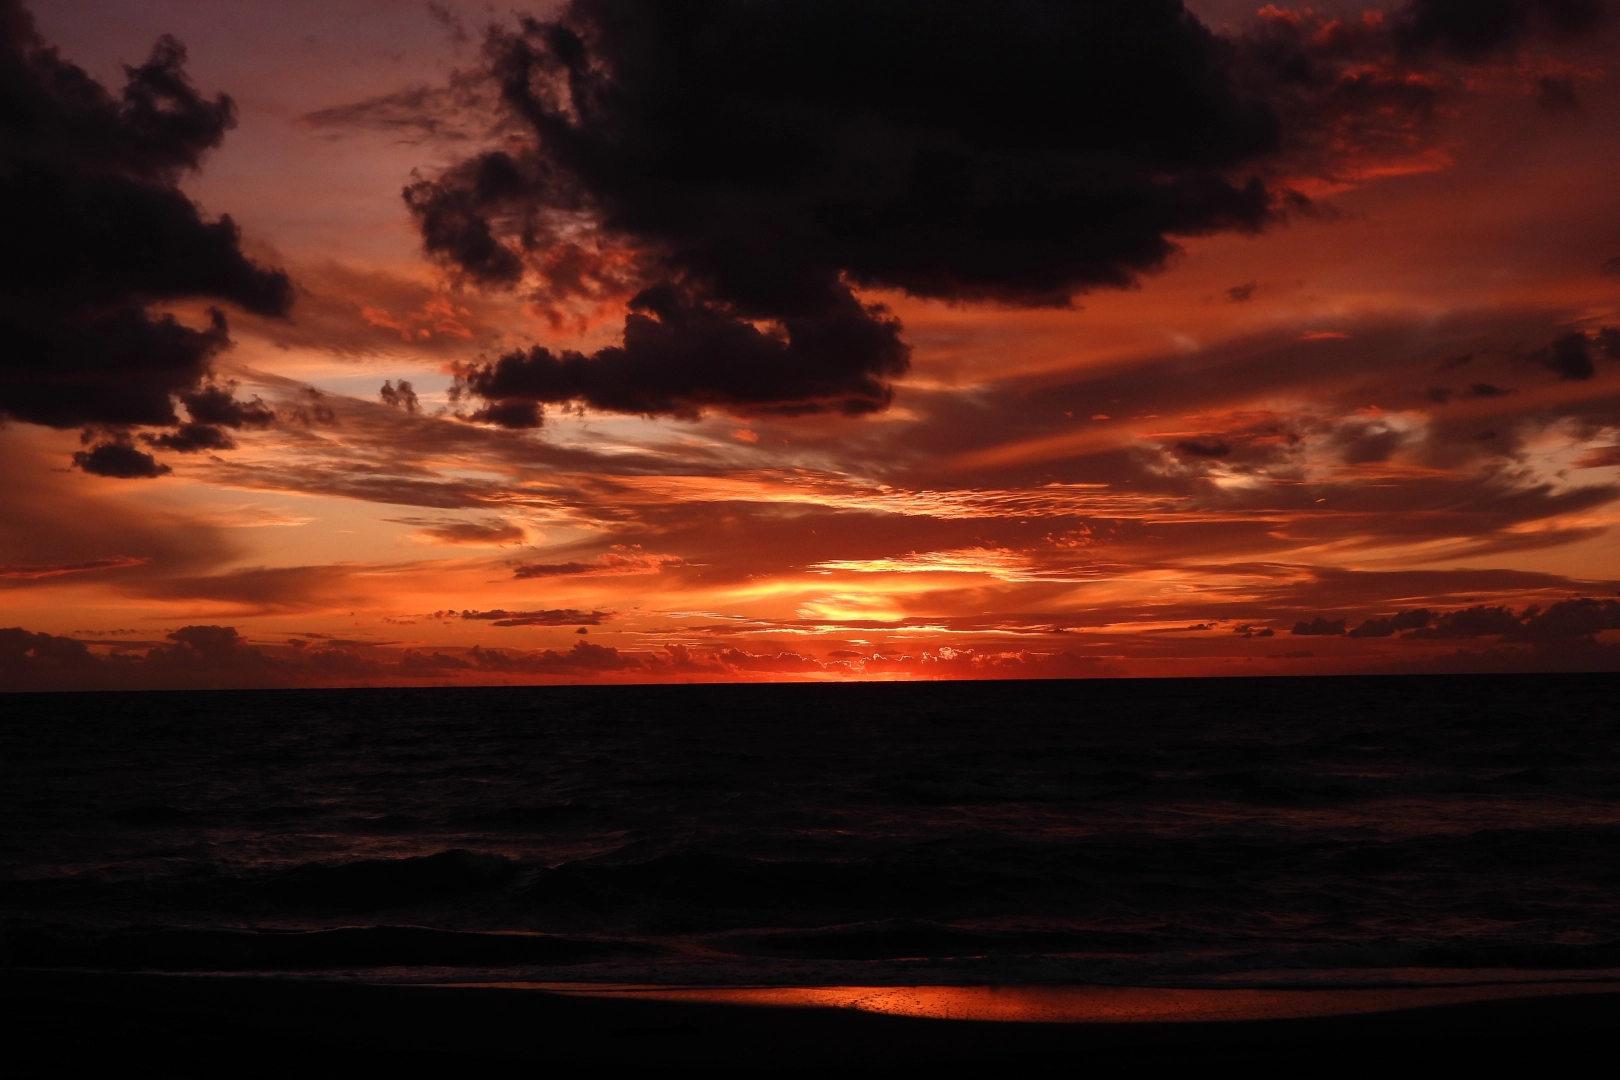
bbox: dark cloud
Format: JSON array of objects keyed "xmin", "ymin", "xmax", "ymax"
[
  {"xmin": 1227, "ymin": 281, "xmax": 1258, "ymax": 303},
  {"xmin": 389, "ymin": 517, "xmax": 525, "ymax": 545},
  {"xmin": 2, "ymin": 621, "xmax": 1121, "ymax": 689},
  {"xmin": 1428, "ymin": 382, "xmax": 1515, "ymax": 403},
  {"xmin": 380, "ymin": 380, "xmax": 421, "ymax": 413},
  {"xmin": 0, "ymin": 626, "xmax": 102, "ymax": 684},
  {"xmin": 511, "ymin": 546, "xmax": 682, "ymax": 577},
  {"xmin": 2, "ymin": 624, "xmax": 267, "ymax": 690},
  {"xmin": 0, "ymin": 1, "xmax": 291, "ymax": 472},
  {"xmin": 1381, "ymin": 598, "xmax": 1620, "ymax": 673},
  {"xmin": 464, "ymin": 639, "xmax": 633, "ymax": 671},
  {"xmin": 71, "ymin": 439, "xmax": 170, "ymax": 479},
  {"xmin": 1535, "ymin": 72, "xmax": 1581, "ymax": 111},
  {"xmin": 453, "ymin": 284, "xmax": 910, "ymax": 420},
  {"xmin": 1175, "ymin": 439, "xmax": 1234, "ymax": 458},
  {"xmin": 1348, "ymin": 609, "xmax": 1434, "ymax": 638},
  {"xmin": 1, "ymin": 624, "xmax": 388, "ymax": 690},
  {"xmin": 146, "ymin": 423, "xmax": 236, "ymax": 453},
  {"xmin": 0, "ymin": 556, "xmax": 144, "ymax": 580},
  {"xmin": 140, "ymin": 383, "xmax": 273, "ymax": 452},
  {"xmin": 1391, "ymin": 608, "xmax": 1436, "ymax": 629},
  {"xmin": 414, "ymin": 1, "xmax": 1610, "ymax": 428},
  {"xmin": 455, "ymin": 608, "xmax": 609, "ymax": 627},
  {"xmin": 144, "ymin": 624, "xmax": 271, "ymax": 670},
  {"xmin": 1534, "ymin": 327, "xmax": 1620, "ymax": 380},
  {"xmin": 301, "ymin": 80, "xmax": 490, "ymax": 142},
  {"xmin": 1328, "ymin": 600, "xmax": 1620, "ymax": 643},
  {"xmin": 137, "ymin": 564, "xmax": 375, "ymax": 613},
  {"xmin": 1291, "ymin": 617, "xmax": 1347, "ymax": 636},
  {"xmin": 416, "ymin": 0, "xmax": 1299, "ymax": 423},
  {"xmin": 1392, "ymin": 0, "xmax": 1609, "ymax": 60},
  {"xmin": 1504, "ymin": 597, "xmax": 1620, "ymax": 641},
  {"xmin": 405, "ymin": 640, "xmax": 638, "ymax": 675},
  {"xmin": 1391, "ymin": 636, "xmax": 1620, "ymax": 674},
  {"xmin": 182, "ymin": 383, "xmax": 276, "ymax": 428}
]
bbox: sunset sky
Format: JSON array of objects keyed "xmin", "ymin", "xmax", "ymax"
[{"xmin": 5, "ymin": 0, "xmax": 1620, "ymax": 688}]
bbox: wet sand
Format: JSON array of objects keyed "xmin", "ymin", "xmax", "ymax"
[{"xmin": 5, "ymin": 970, "xmax": 1618, "ymax": 1075}]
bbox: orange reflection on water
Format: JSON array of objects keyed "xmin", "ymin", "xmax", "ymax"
[{"xmin": 554, "ymin": 982, "xmax": 1612, "ymax": 1024}]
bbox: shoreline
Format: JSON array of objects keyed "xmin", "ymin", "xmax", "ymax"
[{"xmin": 7, "ymin": 969, "xmax": 1620, "ymax": 1073}]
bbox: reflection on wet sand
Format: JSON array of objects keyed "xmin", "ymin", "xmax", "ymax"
[{"xmin": 546, "ymin": 981, "xmax": 1618, "ymax": 1024}]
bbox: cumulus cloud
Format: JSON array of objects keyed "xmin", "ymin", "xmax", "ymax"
[
  {"xmin": 412, "ymin": 0, "xmax": 1614, "ymax": 429},
  {"xmin": 1310, "ymin": 599, "xmax": 1620, "ymax": 645},
  {"xmin": 0, "ymin": 1, "xmax": 291, "ymax": 474},
  {"xmin": 1347, "ymin": 609, "xmax": 1435, "ymax": 637},
  {"xmin": 412, "ymin": 1, "xmax": 1315, "ymax": 424},
  {"xmin": 1292, "ymin": 617, "xmax": 1347, "ymax": 636},
  {"xmin": 70, "ymin": 437, "xmax": 171, "ymax": 479}
]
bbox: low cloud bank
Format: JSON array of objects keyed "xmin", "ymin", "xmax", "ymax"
[{"xmin": 1, "ymin": 626, "xmax": 1118, "ymax": 691}]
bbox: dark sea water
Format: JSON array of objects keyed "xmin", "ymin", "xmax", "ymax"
[{"xmin": 3, "ymin": 676, "xmax": 1619, "ymax": 992}]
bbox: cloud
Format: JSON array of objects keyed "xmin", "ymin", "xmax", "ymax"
[
  {"xmin": 70, "ymin": 438, "xmax": 171, "ymax": 479},
  {"xmin": 1501, "ymin": 597, "xmax": 1620, "ymax": 641},
  {"xmin": 390, "ymin": 517, "xmax": 525, "ymax": 546},
  {"xmin": 146, "ymin": 423, "xmax": 236, "ymax": 453},
  {"xmin": 451, "ymin": 285, "xmax": 910, "ymax": 421},
  {"xmin": 1574, "ymin": 445, "xmax": 1620, "ymax": 469},
  {"xmin": 1174, "ymin": 439, "xmax": 1233, "ymax": 459},
  {"xmin": 463, "ymin": 639, "xmax": 634, "ymax": 671},
  {"xmin": 1291, "ymin": 616, "xmax": 1347, "ymax": 636},
  {"xmin": 1408, "ymin": 604, "xmax": 1524, "ymax": 638},
  {"xmin": 1347, "ymin": 609, "xmax": 1435, "ymax": 637},
  {"xmin": 410, "ymin": 1, "xmax": 1316, "ymax": 423},
  {"xmin": 1534, "ymin": 327, "xmax": 1620, "ymax": 381},
  {"xmin": 454, "ymin": 608, "xmax": 609, "ymax": 627},
  {"xmin": 1428, "ymin": 382, "xmax": 1515, "ymax": 403},
  {"xmin": 511, "ymin": 546, "xmax": 681, "ymax": 578},
  {"xmin": 0, "ymin": 556, "xmax": 146, "ymax": 580},
  {"xmin": 0, "ymin": 1, "xmax": 291, "ymax": 473},
  {"xmin": 298, "ymin": 67, "xmax": 493, "ymax": 143},
  {"xmin": 1307, "ymin": 599, "xmax": 1620, "ymax": 644},
  {"xmin": 413, "ymin": 1, "xmax": 1610, "ymax": 428},
  {"xmin": 1392, "ymin": 0, "xmax": 1610, "ymax": 60},
  {"xmin": 380, "ymin": 381, "xmax": 421, "ymax": 413},
  {"xmin": 137, "ymin": 563, "xmax": 380, "ymax": 613},
  {"xmin": 0, "ymin": 626, "xmax": 106, "ymax": 686},
  {"xmin": 2, "ymin": 624, "xmax": 275, "ymax": 690}
]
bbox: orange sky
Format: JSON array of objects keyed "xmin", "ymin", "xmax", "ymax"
[{"xmin": 4, "ymin": 1, "xmax": 1620, "ymax": 688}]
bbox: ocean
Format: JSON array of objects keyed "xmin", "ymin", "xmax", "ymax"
[{"xmin": 4, "ymin": 675, "xmax": 1619, "ymax": 993}]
